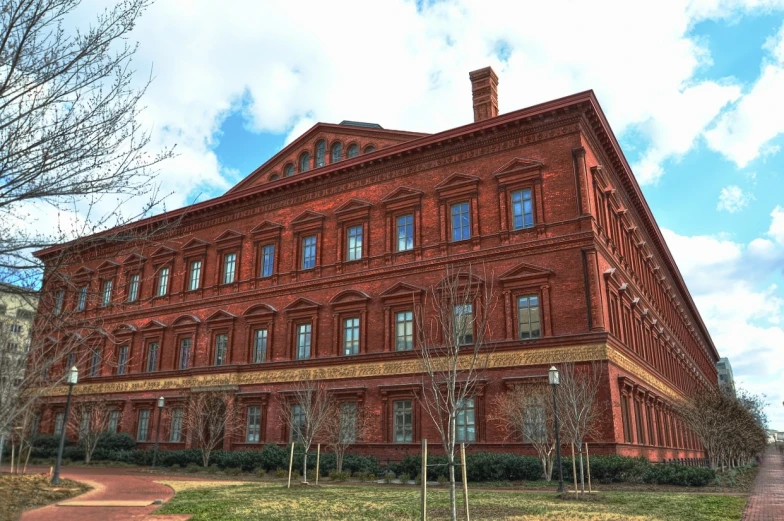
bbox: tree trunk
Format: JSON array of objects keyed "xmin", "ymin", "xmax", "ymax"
[
  {"xmin": 303, "ymin": 449, "xmax": 309, "ymax": 483},
  {"xmin": 448, "ymin": 455, "xmax": 457, "ymax": 521},
  {"xmin": 578, "ymin": 448, "xmax": 585, "ymax": 494},
  {"xmin": 336, "ymin": 451, "xmax": 343, "ymax": 473},
  {"xmin": 541, "ymin": 457, "xmax": 547, "ymax": 481}
]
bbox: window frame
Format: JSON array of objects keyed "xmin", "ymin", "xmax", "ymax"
[
  {"xmin": 136, "ymin": 409, "xmax": 150, "ymax": 442},
  {"xmin": 155, "ymin": 265, "xmax": 170, "ymax": 297},
  {"xmin": 345, "ymin": 224, "xmax": 364, "ymax": 262},
  {"xmin": 295, "ymin": 322, "xmax": 312, "ymax": 360},
  {"xmin": 516, "ymin": 294, "xmax": 542, "ymax": 340},
  {"xmin": 213, "ymin": 332, "xmax": 229, "ymax": 366},
  {"xmin": 243, "ymin": 304, "xmax": 276, "ymax": 364},
  {"xmin": 455, "ymin": 397, "xmax": 476, "ymax": 443},
  {"xmin": 251, "ymin": 220, "xmax": 283, "ymax": 285},
  {"xmin": 450, "ymin": 201, "xmax": 472, "ymax": 242},
  {"xmin": 187, "ymin": 259, "xmax": 202, "ymax": 291},
  {"xmin": 178, "ymin": 336, "xmax": 192, "ymax": 370},
  {"xmin": 169, "ymin": 407, "xmax": 184, "ymax": 442},
  {"xmin": 145, "ymin": 340, "xmax": 160, "ymax": 373},
  {"xmin": 291, "ymin": 211, "xmax": 325, "ymax": 278},
  {"xmin": 342, "ymin": 316, "xmax": 361, "ymax": 356},
  {"xmin": 510, "ymin": 188, "xmax": 535, "ymax": 230},
  {"xmin": 252, "ymin": 328, "xmax": 268, "ymax": 363},
  {"xmin": 493, "ymin": 159, "xmax": 544, "ymax": 242},
  {"xmin": 221, "ymin": 251, "xmax": 237, "ymax": 285},
  {"xmin": 214, "ymin": 230, "xmax": 244, "ymax": 288},
  {"xmin": 245, "ymin": 405, "xmax": 262, "ymax": 443},
  {"xmin": 301, "ymin": 235, "xmax": 317, "ymax": 270},
  {"xmin": 100, "ymin": 278, "xmax": 114, "ymax": 308},
  {"xmin": 299, "ymin": 151, "xmax": 310, "ymax": 173},
  {"xmin": 330, "ymin": 141, "xmax": 343, "ymax": 163},
  {"xmin": 394, "ymin": 310, "xmax": 414, "ymax": 351},
  {"xmin": 315, "ymin": 139, "xmax": 326, "ymax": 168},
  {"xmin": 116, "ymin": 345, "xmax": 129, "ymax": 375},
  {"xmin": 392, "ymin": 399, "xmax": 413, "ymax": 443},
  {"xmin": 346, "ymin": 143, "xmax": 359, "ymax": 158}
]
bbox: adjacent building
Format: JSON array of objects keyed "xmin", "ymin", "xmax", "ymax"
[
  {"xmin": 716, "ymin": 357, "xmax": 735, "ymax": 395},
  {"xmin": 33, "ymin": 67, "xmax": 719, "ymax": 461}
]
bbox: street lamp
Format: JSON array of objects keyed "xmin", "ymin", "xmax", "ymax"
[
  {"xmin": 151, "ymin": 396, "xmax": 165, "ymax": 468},
  {"xmin": 549, "ymin": 365, "xmax": 565, "ymax": 494},
  {"xmin": 52, "ymin": 366, "xmax": 78, "ymax": 485}
]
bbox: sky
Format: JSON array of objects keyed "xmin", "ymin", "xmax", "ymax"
[{"xmin": 68, "ymin": 0, "xmax": 784, "ymax": 429}]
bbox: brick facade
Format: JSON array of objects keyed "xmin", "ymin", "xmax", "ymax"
[{"xmin": 34, "ymin": 67, "xmax": 717, "ymax": 462}]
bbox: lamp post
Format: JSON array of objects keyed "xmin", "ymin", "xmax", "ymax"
[
  {"xmin": 152, "ymin": 396, "xmax": 164, "ymax": 468},
  {"xmin": 549, "ymin": 365, "xmax": 564, "ymax": 493},
  {"xmin": 52, "ymin": 366, "xmax": 78, "ymax": 485}
]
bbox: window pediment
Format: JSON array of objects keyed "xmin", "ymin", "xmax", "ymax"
[
  {"xmin": 380, "ymin": 282, "xmax": 424, "ymax": 303},
  {"xmin": 150, "ymin": 246, "xmax": 177, "ymax": 262},
  {"xmin": 214, "ymin": 230, "xmax": 244, "ymax": 249},
  {"xmin": 435, "ymin": 173, "xmax": 481, "ymax": 198},
  {"xmin": 73, "ymin": 266, "xmax": 95, "ymax": 281},
  {"xmin": 291, "ymin": 210, "xmax": 326, "ymax": 231},
  {"xmin": 97, "ymin": 260, "xmax": 120, "ymax": 273},
  {"xmin": 171, "ymin": 314, "xmax": 201, "ymax": 328},
  {"xmin": 284, "ymin": 297, "xmax": 320, "ymax": 313},
  {"xmin": 499, "ymin": 261, "xmax": 551, "ymax": 288},
  {"xmin": 492, "ymin": 157, "xmax": 544, "ymax": 186},
  {"xmin": 243, "ymin": 303, "xmax": 277, "ymax": 318},
  {"xmin": 382, "ymin": 186, "xmax": 424, "ymax": 209},
  {"xmin": 330, "ymin": 289, "xmax": 370, "ymax": 308},
  {"xmin": 250, "ymin": 220, "xmax": 283, "ymax": 242},
  {"xmin": 335, "ymin": 198, "xmax": 373, "ymax": 222},
  {"xmin": 182, "ymin": 238, "xmax": 210, "ymax": 256},
  {"xmin": 205, "ymin": 310, "xmax": 237, "ymax": 324},
  {"xmin": 140, "ymin": 319, "xmax": 166, "ymax": 331},
  {"xmin": 111, "ymin": 324, "xmax": 137, "ymax": 337}
]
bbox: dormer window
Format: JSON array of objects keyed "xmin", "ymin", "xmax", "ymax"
[
  {"xmin": 347, "ymin": 144, "xmax": 359, "ymax": 158},
  {"xmin": 315, "ymin": 140, "xmax": 326, "ymax": 168},
  {"xmin": 299, "ymin": 152, "xmax": 310, "ymax": 173},
  {"xmin": 284, "ymin": 163, "xmax": 294, "ymax": 177},
  {"xmin": 331, "ymin": 142, "xmax": 342, "ymax": 163}
]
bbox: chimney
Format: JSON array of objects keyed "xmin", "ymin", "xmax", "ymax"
[{"xmin": 469, "ymin": 66, "xmax": 499, "ymax": 122}]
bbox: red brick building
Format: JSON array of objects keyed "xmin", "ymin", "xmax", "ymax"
[{"xmin": 35, "ymin": 67, "xmax": 718, "ymax": 461}]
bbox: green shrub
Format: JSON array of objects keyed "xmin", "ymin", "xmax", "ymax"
[
  {"xmin": 399, "ymin": 472, "xmax": 411, "ymax": 483},
  {"xmin": 384, "ymin": 471, "xmax": 396, "ymax": 483},
  {"xmin": 643, "ymin": 464, "xmax": 715, "ymax": 486},
  {"xmin": 95, "ymin": 432, "xmax": 136, "ymax": 451},
  {"xmin": 587, "ymin": 454, "xmax": 649, "ymax": 484},
  {"xmin": 354, "ymin": 471, "xmax": 373, "ymax": 482},
  {"xmin": 329, "ymin": 470, "xmax": 349, "ymax": 481},
  {"xmin": 259, "ymin": 444, "xmax": 289, "ymax": 471},
  {"xmin": 437, "ymin": 475, "xmax": 448, "ymax": 485},
  {"xmin": 225, "ymin": 467, "xmax": 243, "ymax": 476},
  {"xmin": 170, "ymin": 464, "xmax": 181, "ymax": 471},
  {"xmin": 254, "ymin": 467, "xmax": 266, "ymax": 477},
  {"xmin": 275, "ymin": 468, "xmax": 287, "ymax": 478},
  {"xmin": 415, "ymin": 473, "xmax": 422, "ymax": 485}
]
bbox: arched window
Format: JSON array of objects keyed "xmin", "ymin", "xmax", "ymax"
[
  {"xmin": 347, "ymin": 144, "xmax": 359, "ymax": 158},
  {"xmin": 363, "ymin": 145, "xmax": 376, "ymax": 153},
  {"xmin": 284, "ymin": 163, "xmax": 294, "ymax": 177},
  {"xmin": 300, "ymin": 152, "xmax": 310, "ymax": 173},
  {"xmin": 270, "ymin": 173, "xmax": 279, "ymax": 181},
  {"xmin": 315, "ymin": 140, "xmax": 326, "ymax": 168},
  {"xmin": 331, "ymin": 142, "xmax": 342, "ymax": 163}
]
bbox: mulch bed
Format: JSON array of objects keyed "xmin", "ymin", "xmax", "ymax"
[{"xmin": 0, "ymin": 473, "xmax": 90, "ymax": 520}]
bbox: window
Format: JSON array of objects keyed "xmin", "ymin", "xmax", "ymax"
[
  {"xmin": 6, "ymin": 342, "xmax": 19, "ymax": 351},
  {"xmin": 246, "ymin": 406, "xmax": 261, "ymax": 442},
  {"xmin": 117, "ymin": 346, "xmax": 128, "ymax": 375},
  {"xmin": 253, "ymin": 329, "xmax": 267, "ymax": 363},
  {"xmin": 343, "ymin": 317, "xmax": 360, "ymax": 355},
  {"xmin": 146, "ymin": 342, "xmax": 158, "ymax": 372},
  {"xmin": 223, "ymin": 253, "xmax": 236, "ymax": 284},
  {"xmin": 89, "ymin": 348, "xmax": 100, "ymax": 377},
  {"xmin": 65, "ymin": 352, "xmax": 75, "ymax": 371},
  {"xmin": 340, "ymin": 402, "xmax": 357, "ymax": 443},
  {"xmin": 301, "ymin": 235, "xmax": 317, "ymax": 270},
  {"xmin": 296, "ymin": 323, "xmax": 311, "ymax": 359},
  {"xmin": 16, "ymin": 309, "xmax": 34, "ymax": 321},
  {"xmin": 299, "ymin": 152, "xmax": 310, "ymax": 173},
  {"xmin": 157, "ymin": 267, "xmax": 169, "ymax": 297},
  {"xmin": 54, "ymin": 412, "xmax": 65, "ymax": 437},
  {"xmin": 284, "ymin": 163, "xmax": 294, "ymax": 177},
  {"xmin": 453, "ymin": 304, "xmax": 473, "ymax": 345},
  {"xmin": 517, "ymin": 295, "xmax": 541, "ymax": 339},
  {"xmin": 179, "ymin": 338, "xmax": 191, "ymax": 369},
  {"xmin": 396, "ymin": 214, "xmax": 414, "ymax": 252},
  {"xmin": 290, "ymin": 404, "xmax": 305, "ymax": 442},
  {"xmin": 456, "ymin": 398, "xmax": 476, "ymax": 442},
  {"xmin": 347, "ymin": 144, "xmax": 359, "ymax": 158},
  {"xmin": 451, "ymin": 202, "xmax": 471, "ymax": 241},
  {"xmin": 107, "ymin": 410, "xmax": 119, "ymax": 433},
  {"xmin": 523, "ymin": 394, "xmax": 546, "ymax": 442},
  {"xmin": 54, "ymin": 290, "xmax": 64, "ymax": 315},
  {"xmin": 270, "ymin": 173, "xmax": 279, "ymax": 181},
  {"xmin": 395, "ymin": 311, "xmax": 414, "ymax": 351},
  {"xmin": 511, "ymin": 189, "xmax": 534, "ymax": 229},
  {"xmin": 261, "ymin": 245, "xmax": 275, "ymax": 277},
  {"xmin": 77, "ymin": 286, "xmax": 88, "ymax": 311},
  {"xmin": 346, "ymin": 225, "xmax": 363, "ymax": 261},
  {"xmin": 331, "ymin": 142, "xmax": 342, "ymax": 163},
  {"xmin": 137, "ymin": 409, "xmax": 150, "ymax": 441},
  {"xmin": 188, "ymin": 260, "xmax": 202, "ymax": 290},
  {"xmin": 128, "ymin": 274, "xmax": 140, "ymax": 302},
  {"xmin": 315, "ymin": 140, "xmax": 326, "ymax": 167},
  {"xmin": 79, "ymin": 414, "xmax": 89, "ymax": 439},
  {"xmin": 10, "ymin": 324, "xmax": 21, "ymax": 334},
  {"xmin": 214, "ymin": 333, "xmax": 228, "ymax": 366},
  {"xmin": 634, "ymin": 400, "xmax": 645, "ymax": 444},
  {"xmin": 393, "ymin": 400, "xmax": 413, "ymax": 442},
  {"xmin": 170, "ymin": 408, "xmax": 183, "ymax": 442},
  {"xmin": 364, "ymin": 145, "xmax": 376, "ymax": 153}
]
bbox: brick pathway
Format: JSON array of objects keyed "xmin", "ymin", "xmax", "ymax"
[{"xmin": 742, "ymin": 447, "xmax": 784, "ymax": 521}]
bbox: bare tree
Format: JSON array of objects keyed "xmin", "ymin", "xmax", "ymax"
[
  {"xmin": 555, "ymin": 361, "xmax": 603, "ymax": 494},
  {"xmin": 491, "ymin": 382, "xmax": 557, "ymax": 481},
  {"xmin": 278, "ymin": 378, "xmax": 334, "ymax": 483},
  {"xmin": 415, "ymin": 264, "xmax": 496, "ymax": 521},
  {"xmin": 70, "ymin": 395, "xmax": 113, "ymax": 464},
  {"xmin": 322, "ymin": 401, "xmax": 372, "ymax": 473},
  {"xmin": 182, "ymin": 390, "xmax": 240, "ymax": 467}
]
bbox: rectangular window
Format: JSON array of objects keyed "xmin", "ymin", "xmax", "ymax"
[
  {"xmin": 511, "ymin": 189, "xmax": 534, "ymax": 229},
  {"xmin": 101, "ymin": 279, "xmax": 113, "ymax": 307},
  {"xmin": 223, "ymin": 253, "xmax": 236, "ymax": 284},
  {"xmin": 620, "ymin": 397, "xmax": 631, "ymax": 443},
  {"xmin": 146, "ymin": 342, "xmax": 158, "ymax": 372},
  {"xmin": 54, "ymin": 412, "xmax": 65, "ymax": 437},
  {"xmin": 170, "ymin": 408, "xmax": 183, "ymax": 442},
  {"xmin": 214, "ymin": 333, "xmax": 228, "ymax": 366},
  {"xmin": 179, "ymin": 338, "xmax": 191, "ymax": 369},
  {"xmin": 65, "ymin": 352, "xmax": 75, "ymax": 371},
  {"xmin": 393, "ymin": 400, "xmax": 413, "ymax": 443},
  {"xmin": 634, "ymin": 400, "xmax": 645, "ymax": 445},
  {"xmin": 347, "ymin": 225, "xmax": 363, "ymax": 261},
  {"xmin": 157, "ymin": 267, "xmax": 169, "ymax": 297},
  {"xmin": 107, "ymin": 410, "xmax": 119, "ymax": 433},
  {"xmin": 395, "ymin": 311, "xmax": 414, "ymax": 351},
  {"xmin": 79, "ymin": 414, "xmax": 89, "ymax": 439},
  {"xmin": 137, "ymin": 410, "xmax": 150, "ymax": 441},
  {"xmin": 340, "ymin": 402, "xmax": 357, "ymax": 443},
  {"xmin": 54, "ymin": 290, "xmax": 64, "ymax": 315},
  {"xmin": 261, "ymin": 245, "xmax": 275, "ymax": 277},
  {"xmin": 89, "ymin": 349, "xmax": 100, "ymax": 377},
  {"xmin": 396, "ymin": 214, "xmax": 414, "ymax": 252},
  {"xmin": 253, "ymin": 329, "xmax": 267, "ymax": 363},
  {"xmin": 302, "ymin": 235, "xmax": 317, "ymax": 270},
  {"xmin": 456, "ymin": 397, "xmax": 476, "ymax": 443},
  {"xmin": 117, "ymin": 346, "xmax": 128, "ymax": 375},
  {"xmin": 517, "ymin": 295, "xmax": 541, "ymax": 339},
  {"xmin": 77, "ymin": 286, "xmax": 88, "ymax": 311},
  {"xmin": 246, "ymin": 406, "xmax": 261, "ymax": 443},
  {"xmin": 128, "ymin": 274, "xmax": 140, "ymax": 302},
  {"xmin": 343, "ymin": 317, "xmax": 360, "ymax": 355},
  {"xmin": 453, "ymin": 304, "xmax": 473, "ymax": 345},
  {"xmin": 450, "ymin": 202, "xmax": 471, "ymax": 241},
  {"xmin": 291, "ymin": 404, "xmax": 305, "ymax": 442},
  {"xmin": 10, "ymin": 324, "xmax": 21, "ymax": 334},
  {"xmin": 523, "ymin": 395, "xmax": 546, "ymax": 443},
  {"xmin": 296, "ymin": 323, "xmax": 311, "ymax": 360},
  {"xmin": 188, "ymin": 260, "xmax": 202, "ymax": 290}
]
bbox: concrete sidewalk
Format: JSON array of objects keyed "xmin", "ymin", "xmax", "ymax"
[{"xmin": 742, "ymin": 446, "xmax": 784, "ymax": 521}]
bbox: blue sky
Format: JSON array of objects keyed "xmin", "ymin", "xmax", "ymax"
[{"xmin": 68, "ymin": 0, "xmax": 784, "ymax": 429}]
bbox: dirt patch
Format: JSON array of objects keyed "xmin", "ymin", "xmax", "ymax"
[{"xmin": 0, "ymin": 473, "xmax": 90, "ymax": 520}]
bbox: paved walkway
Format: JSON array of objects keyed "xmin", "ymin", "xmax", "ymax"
[
  {"xmin": 742, "ymin": 447, "xmax": 784, "ymax": 521},
  {"xmin": 16, "ymin": 466, "xmax": 190, "ymax": 521}
]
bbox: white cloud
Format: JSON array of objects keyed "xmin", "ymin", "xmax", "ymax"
[
  {"xmin": 769, "ymin": 205, "xmax": 784, "ymax": 244},
  {"xmin": 716, "ymin": 185, "xmax": 753, "ymax": 212}
]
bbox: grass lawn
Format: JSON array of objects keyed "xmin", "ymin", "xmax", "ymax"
[{"xmin": 155, "ymin": 480, "xmax": 747, "ymax": 521}]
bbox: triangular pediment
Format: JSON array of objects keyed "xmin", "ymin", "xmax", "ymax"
[
  {"xmin": 242, "ymin": 303, "xmax": 278, "ymax": 316},
  {"xmin": 172, "ymin": 314, "xmax": 201, "ymax": 327},
  {"xmin": 434, "ymin": 173, "xmax": 481, "ymax": 191},
  {"xmin": 291, "ymin": 210, "xmax": 326, "ymax": 226},
  {"xmin": 499, "ymin": 261, "xmax": 552, "ymax": 282},
  {"xmin": 284, "ymin": 297, "xmax": 320, "ymax": 312},
  {"xmin": 111, "ymin": 323, "xmax": 137, "ymax": 335},
  {"xmin": 330, "ymin": 289, "xmax": 371, "ymax": 304},
  {"xmin": 492, "ymin": 157, "xmax": 544, "ymax": 177},
  {"xmin": 122, "ymin": 253, "xmax": 146, "ymax": 265},
  {"xmin": 151, "ymin": 246, "xmax": 177, "ymax": 259},
  {"xmin": 381, "ymin": 186, "xmax": 424, "ymax": 203},
  {"xmin": 250, "ymin": 220, "xmax": 284, "ymax": 235},
  {"xmin": 73, "ymin": 266, "xmax": 95, "ymax": 278},
  {"xmin": 380, "ymin": 282, "xmax": 424, "ymax": 298},
  {"xmin": 215, "ymin": 229, "xmax": 244, "ymax": 243},
  {"xmin": 140, "ymin": 319, "xmax": 167, "ymax": 330},
  {"xmin": 335, "ymin": 198, "xmax": 373, "ymax": 215},
  {"xmin": 96, "ymin": 260, "xmax": 120, "ymax": 272},
  {"xmin": 183, "ymin": 237, "xmax": 210, "ymax": 251},
  {"xmin": 205, "ymin": 310, "xmax": 237, "ymax": 322}
]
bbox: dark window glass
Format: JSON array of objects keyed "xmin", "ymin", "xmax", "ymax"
[
  {"xmin": 451, "ymin": 202, "xmax": 471, "ymax": 241},
  {"xmin": 246, "ymin": 406, "xmax": 261, "ymax": 442},
  {"xmin": 396, "ymin": 214, "xmax": 414, "ymax": 252},
  {"xmin": 456, "ymin": 398, "xmax": 476, "ymax": 442},
  {"xmin": 253, "ymin": 329, "xmax": 267, "ymax": 363},
  {"xmin": 347, "ymin": 144, "xmax": 359, "ymax": 158},
  {"xmin": 170, "ymin": 408, "xmax": 183, "ymax": 442},
  {"xmin": 517, "ymin": 295, "xmax": 541, "ymax": 339},
  {"xmin": 393, "ymin": 400, "xmax": 413, "ymax": 443},
  {"xmin": 302, "ymin": 235, "xmax": 316, "ymax": 270},
  {"xmin": 511, "ymin": 189, "xmax": 534, "ymax": 229},
  {"xmin": 343, "ymin": 317, "xmax": 360, "ymax": 355},
  {"xmin": 331, "ymin": 142, "xmax": 342, "ymax": 163},
  {"xmin": 315, "ymin": 140, "xmax": 326, "ymax": 167},
  {"xmin": 300, "ymin": 152, "xmax": 310, "ymax": 173},
  {"xmin": 146, "ymin": 342, "xmax": 158, "ymax": 372},
  {"xmin": 214, "ymin": 333, "xmax": 228, "ymax": 366},
  {"xmin": 128, "ymin": 274, "xmax": 140, "ymax": 302},
  {"xmin": 137, "ymin": 410, "xmax": 149, "ymax": 441},
  {"xmin": 117, "ymin": 346, "xmax": 128, "ymax": 375},
  {"xmin": 261, "ymin": 245, "xmax": 275, "ymax": 277},
  {"xmin": 284, "ymin": 164, "xmax": 294, "ymax": 177},
  {"xmin": 179, "ymin": 338, "xmax": 191, "ymax": 369},
  {"xmin": 453, "ymin": 304, "xmax": 473, "ymax": 345},
  {"xmin": 347, "ymin": 225, "xmax": 363, "ymax": 261},
  {"xmin": 296, "ymin": 323, "xmax": 311, "ymax": 360},
  {"xmin": 395, "ymin": 311, "xmax": 414, "ymax": 351}
]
